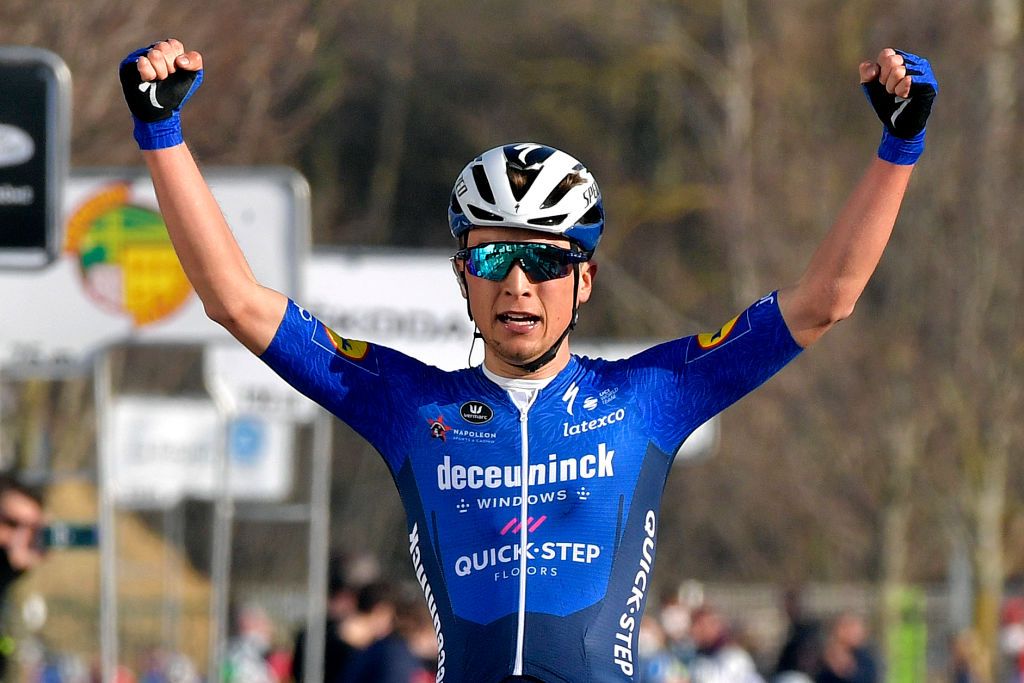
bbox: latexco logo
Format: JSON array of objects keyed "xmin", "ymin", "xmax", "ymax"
[
  {"xmin": 562, "ymin": 408, "xmax": 626, "ymax": 438},
  {"xmin": 0, "ymin": 124, "xmax": 35, "ymax": 168}
]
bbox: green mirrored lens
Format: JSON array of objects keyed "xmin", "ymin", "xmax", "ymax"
[{"xmin": 467, "ymin": 243, "xmax": 573, "ymax": 282}]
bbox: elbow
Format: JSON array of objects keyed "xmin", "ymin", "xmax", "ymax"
[
  {"xmin": 203, "ymin": 296, "xmax": 250, "ymax": 334},
  {"xmin": 822, "ymin": 297, "xmax": 857, "ymax": 326},
  {"xmin": 807, "ymin": 279, "xmax": 860, "ymax": 328}
]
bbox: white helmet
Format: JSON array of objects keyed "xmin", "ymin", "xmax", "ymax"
[{"xmin": 448, "ymin": 143, "xmax": 604, "ymax": 253}]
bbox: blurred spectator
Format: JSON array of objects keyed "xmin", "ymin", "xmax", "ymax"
[
  {"xmin": 638, "ymin": 613, "xmax": 689, "ymax": 683},
  {"xmin": 1001, "ymin": 597, "xmax": 1024, "ymax": 682},
  {"xmin": 0, "ymin": 474, "xmax": 47, "ymax": 678},
  {"xmin": 688, "ymin": 605, "xmax": 765, "ymax": 683},
  {"xmin": 339, "ymin": 583, "xmax": 432, "ymax": 683},
  {"xmin": 815, "ymin": 612, "xmax": 877, "ymax": 683},
  {"xmin": 659, "ymin": 589, "xmax": 697, "ymax": 667},
  {"xmin": 774, "ymin": 587, "xmax": 822, "ymax": 679},
  {"xmin": 340, "ymin": 581, "xmax": 398, "ymax": 653},
  {"xmin": 223, "ymin": 602, "xmax": 280, "ymax": 683},
  {"xmin": 293, "ymin": 554, "xmax": 359, "ymax": 683},
  {"xmin": 950, "ymin": 629, "xmax": 984, "ymax": 683},
  {"xmin": 138, "ymin": 648, "xmax": 200, "ymax": 683}
]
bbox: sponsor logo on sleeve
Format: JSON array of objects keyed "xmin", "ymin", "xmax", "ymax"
[
  {"xmin": 686, "ymin": 311, "xmax": 752, "ymax": 363},
  {"xmin": 309, "ymin": 321, "xmax": 380, "ymax": 374},
  {"xmin": 324, "ymin": 326, "xmax": 369, "ymax": 360}
]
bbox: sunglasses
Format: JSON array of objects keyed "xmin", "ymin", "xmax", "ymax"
[{"xmin": 453, "ymin": 242, "xmax": 590, "ymax": 283}]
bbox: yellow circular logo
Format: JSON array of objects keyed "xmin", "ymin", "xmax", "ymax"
[{"xmin": 64, "ymin": 183, "xmax": 192, "ymax": 326}]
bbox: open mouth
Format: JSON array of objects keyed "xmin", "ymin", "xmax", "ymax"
[{"xmin": 497, "ymin": 311, "xmax": 541, "ymax": 331}]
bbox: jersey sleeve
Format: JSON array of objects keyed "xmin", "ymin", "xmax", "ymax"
[
  {"xmin": 630, "ymin": 291, "xmax": 802, "ymax": 454},
  {"xmin": 258, "ymin": 299, "xmax": 429, "ymax": 471}
]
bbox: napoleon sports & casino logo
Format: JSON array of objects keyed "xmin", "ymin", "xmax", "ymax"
[{"xmin": 64, "ymin": 183, "xmax": 192, "ymax": 326}]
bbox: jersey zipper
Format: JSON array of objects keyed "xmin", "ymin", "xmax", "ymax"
[{"xmin": 513, "ymin": 394, "xmax": 537, "ymax": 676}]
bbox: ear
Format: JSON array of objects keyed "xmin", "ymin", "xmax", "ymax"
[
  {"xmin": 577, "ymin": 260, "xmax": 597, "ymax": 304},
  {"xmin": 451, "ymin": 259, "xmax": 468, "ymax": 299}
]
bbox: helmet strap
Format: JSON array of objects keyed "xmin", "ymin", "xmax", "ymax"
[
  {"xmin": 467, "ymin": 327, "xmax": 484, "ymax": 367},
  {"xmin": 507, "ymin": 264, "xmax": 579, "ymax": 374}
]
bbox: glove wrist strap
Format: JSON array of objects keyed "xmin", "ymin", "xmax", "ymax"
[
  {"xmin": 877, "ymin": 128, "xmax": 925, "ymax": 166},
  {"xmin": 133, "ymin": 112, "xmax": 184, "ymax": 151}
]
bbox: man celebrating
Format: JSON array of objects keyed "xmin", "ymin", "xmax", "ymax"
[{"xmin": 118, "ymin": 40, "xmax": 936, "ymax": 682}]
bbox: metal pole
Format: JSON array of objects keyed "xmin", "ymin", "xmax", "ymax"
[
  {"xmin": 207, "ymin": 416, "xmax": 234, "ymax": 683},
  {"xmin": 303, "ymin": 412, "xmax": 332, "ymax": 683},
  {"xmin": 94, "ymin": 349, "xmax": 119, "ymax": 682},
  {"xmin": 162, "ymin": 505, "xmax": 184, "ymax": 655}
]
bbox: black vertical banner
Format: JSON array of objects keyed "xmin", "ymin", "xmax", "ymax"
[{"xmin": 0, "ymin": 47, "xmax": 70, "ymax": 268}]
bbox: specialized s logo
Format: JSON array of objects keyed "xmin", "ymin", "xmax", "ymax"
[{"xmin": 562, "ymin": 383, "xmax": 580, "ymax": 416}]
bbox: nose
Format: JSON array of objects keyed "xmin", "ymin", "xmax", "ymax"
[{"xmin": 502, "ymin": 261, "xmax": 532, "ymax": 295}]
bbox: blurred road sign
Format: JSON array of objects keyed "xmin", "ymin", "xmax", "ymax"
[
  {"xmin": 108, "ymin": 396, "xmax": 293, "ymax": 507},
  {"xmin": 0, "ymin": 167, "xmax": 308, "ymax": 365},
  {"xmin": 0, "ymin": 47, "xmax": 70, "ymax": 268},
  {"xmin": 204, "ymin": 342, "xmax": 318, "ymax": 422}
]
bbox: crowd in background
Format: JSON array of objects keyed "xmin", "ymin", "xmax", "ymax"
[{"xmin": 8, "ymin": 549, "xmax": 1015, "ymax": 682}]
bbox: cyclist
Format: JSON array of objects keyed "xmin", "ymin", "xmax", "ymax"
[{"xmin": 118, "ymin": 40, "xmax": 936, "ymax": 683}]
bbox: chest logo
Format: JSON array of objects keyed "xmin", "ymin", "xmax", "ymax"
[
  {"xmin": 427, "ymin": 414, "xmax": 452, "ymax": 441},
  {"xmin": 460, "ymin": 401, "xmax": 494, "ymax": 425}
]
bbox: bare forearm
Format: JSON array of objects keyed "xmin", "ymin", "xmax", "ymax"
[
  {"xmin": 779, "ymin": 158, "xmax": 913, "ymax": 347},
  {"xmin": 143, "ymin": 144, "xmax": 285, "ymax": 352},
  {"xmin": 144, "ymin": 145, "xmax": 254, "ymax": 300}
]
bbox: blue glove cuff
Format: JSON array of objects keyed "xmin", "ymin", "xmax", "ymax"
[
  {"xmin": 877, "ymin": 128, "xmax": 925, "ymax": 165},
  {"xmin": 133, "ymin": 111, "xmax": 184, "ymax": 151}
]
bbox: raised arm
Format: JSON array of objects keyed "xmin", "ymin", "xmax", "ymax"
[
  {"xmin": 778, "ymin": 48, "xmax": 938, "ymax": 348},
  {"xmin": 120, "ymin": 40, "xmax": 286, "ymax": 354}
]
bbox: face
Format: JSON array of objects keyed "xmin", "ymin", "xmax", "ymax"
[
  {"xmin": 456, "ymin": 227, "xmax": 596, "ymax": 378},
  {"xmin": 0, "ymin": 490, "xmax": 45, "ymax": 571}
]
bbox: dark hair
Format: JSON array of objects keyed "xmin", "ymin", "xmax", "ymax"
[
  {"xmin": 327, "ymin": 552, "xmax": 351, "ymax": 597},
  {"xmin": 356, "ymin": 580, "xmax": 396, "ymax": 614},
  {"xmin": 506, "ymin": 166, "xmax": 586, "ymax": 196},
  {"xmin": 0, "ymin": 473, "xmax": 44, "ymax": 507}
]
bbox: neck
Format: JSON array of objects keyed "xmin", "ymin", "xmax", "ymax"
[{"xmin": 482, "ymin": 340, "xmax": 571, "ymax": 379}]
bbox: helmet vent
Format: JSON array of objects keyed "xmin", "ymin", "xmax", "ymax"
[
  {"xmin": 579, "ymin": 203, "xmax": 603, "ymax": 225},
  {"xmin": 527, "ymin": 215, "xmax": 567, "ymax": 227},
  {"xmin": 471, "ymin": 165, "xmax": 495, "ymax": 204},
  {"xmin": 540, "ymin": 172, "xmax": 586, "ymax": 209},
  {"xmin": 507, "ymin": 166, "xmax": 541, "ymax": 202},
  {"xmin": 449, "ymin": 192, "xmax": 464, "ymax": 215},
  {"xmin": 467, "ymin": 204, "xmax": 504, "ymax": 222}
]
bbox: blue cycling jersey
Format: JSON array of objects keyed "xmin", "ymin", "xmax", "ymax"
[{"xmin": 260, "ymin": 291, "xmax": 801, "ymax": 683}]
